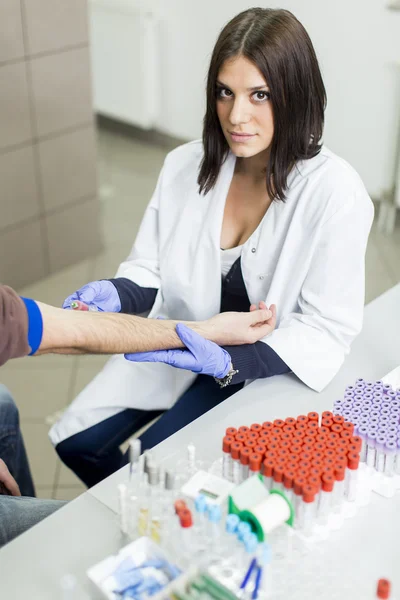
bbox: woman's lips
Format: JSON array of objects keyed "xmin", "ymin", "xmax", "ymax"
[{"xmin": 230, "ymin": 132, "xmax": 256, "ymax": 143}]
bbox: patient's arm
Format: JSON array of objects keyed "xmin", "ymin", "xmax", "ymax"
[{"xmin": 35, "ymin": 302, "xmax": 272, "ymax": 355}]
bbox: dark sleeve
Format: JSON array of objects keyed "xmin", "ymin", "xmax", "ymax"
[
  {"xmin": 222, "ymin": 341, "xmax": 291, "ymax": 384},
  {"xmin": 108, "ymin": 277, "xmax": 158, "ymax": 315},
  {"xmin": 0, "ymin": 285, "xmax": 30, "ymax": 365}
]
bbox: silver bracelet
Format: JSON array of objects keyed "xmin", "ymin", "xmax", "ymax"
[{"xmin": 214, "ymin": 367, "xmax": 239, "ymax": 388}]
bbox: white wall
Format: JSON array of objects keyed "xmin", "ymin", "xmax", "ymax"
[{"xmin": 151, "ymin": 0, "xmax": 400, "ymax": 198}]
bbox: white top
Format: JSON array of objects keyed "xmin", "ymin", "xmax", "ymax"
[
  {"xmin": 50, "ymin": 141, "xmax": 374, "ymax": 446},
  {"xmin": 221, "ymin": 244, "xmax": 243, "ymax": 278}
]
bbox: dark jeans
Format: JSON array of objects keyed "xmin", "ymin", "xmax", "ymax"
[
  {"xmin": 0, "ymin": 385, "xmax": 35, "ymax": 497},
  {"xmin": 56, "ymin": 375, "xmax": 244, "ymax": 487}
]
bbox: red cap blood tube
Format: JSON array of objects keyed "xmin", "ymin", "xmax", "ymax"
[
  {"xmin": 258, "ymin": 436, "xmax": 269, "ymax": 446},
  {"xmin": 332, "ymin": 415, "xmax": 344, "ymax": 425},
  {"xmin": 332, "ymin": 464, "xmax": 346, "ymax": 509},
  {"xmin": 321, "ymin": 418, "xmax": 333, "ymax": 429},
  {"xmin": 293, "ymin": 475, "xmax": 305, "ymax": 515},
  {"xmin": 261, "ymin": 422, "xmax": 273, "ymax": 432},
  {"xmin": 307, "ymin": 411, "xmax": 319, "ymax": 422},
  {"xmin": 278, "ymin": 441, "xmax": 291, "ymax": 451},
  {"xmin": 249, "ymin": 452, "xmax": 263, "ymax": 475},
  {"xmin": 318, "ymin": 473, "xmax": 334, "ymax": 522},
  {"xmin": 319, "ymin": 426, "xmax": 330, "ymax": 434},
  {"xmin": 272, "ymin": 427, "xmax": 283, "ymax": 437},
  {"xmin": 283, "ymin": 470, "xmax": 295, "ymax": 502},
  {"xmin": 262, "ymin": 458, "xmax": 274, "ymax": 491},
  {"xmin": 342, "ymin": 421, "xmax": 355, "ymax": 435},
  {"xmin": 350, "ymin": 436, "xmax": 362, "ymax": 453},
  {"xmin": 300, "ymin": 484, "xmax": 318, "ymax": 532},
  {"xmin": 251, "ymin": 423, "xmax": 262, "ymax": 433},
  {"xmin": 285, "ymin": 417, "xmax": 297, "ymax": 426},
  {"xmin": 226, "ymin": 427, "xmax": 237, "ymax": 436},
  {"xmin": 283, "ymin": 425, "xmax": 295, "ymax": 434},
  {"xmin": 340, "ymin": 430, "xmax": 352, "ymax": 441},
  {"xmin": 322, "ymin": 411, "xmax": 333, "ymax": 419},
  {"xmin": 376, "ymin": 579, "xmax": 391, "ymax": 599},
  {"xmin": 247, "ymin": 431, "xmax": 259, "ymax": 442},
  {"xmin": 174, "ymin": 499, "xmax": 187, "ymax": 515},
  {"xmin": 265, "ymin": 450, "xmax": 277, "ymax": 462},
  {"xmin": 305, "ymin": 425, "xmax": 318, "ymax": 435},
  {"xmin": 230, "ymin": 442, "xmax": 243, "ymax": 484},
  {"xmin": 235, "ymin": 433, "xmax": 247, "ymax": 444},
  {"xmin": 294, "ymin": 424, "xmax": 307, "ymax": 434},
  {"xmin": 286, "ymin": 460, "xmax": 298, "ymax": 472},
  {"xmin": 297, "ymin": 415, "xmax": 309, "ymax": 426},
  {"xmin": 239, "ymin": 426, "xmax": 249, "ymax": 434},
  {"xmin": 254, "ymin": 444, "xmax": 266, "ymax": 456},
  {"xmin": 222, "ymin": 436, "xmax": 233, "ymax": 479},
  {"xmin": 304, "ymin": 436, "xmax": 316, "ymax": 446},
  {"xmin": 273, "ymin": 465, "xmax": 284, "ymax": 492},
  {"xmin": 331, "ymin": 424, "xmax": 343, "ymax": 435},
  {"xmin": 273, "ymin": 419, "xmax": 285, "ymax": 428},
  {"xmin": 240, "ymin": 447, "xmax": 252, "ymax": 482},
  {"xmin": 346, "ymin": 452, "xmax": 360, "ymax": 502},
  {"xmin": 179, "ymin": 508, "xmax": 194, "ymax": 548},
  {"xmin": 245, "ymin": 439, "xmax": 257, "ymax": 450}
]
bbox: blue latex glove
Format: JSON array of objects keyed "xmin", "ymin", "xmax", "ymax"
[
  {"xmin": 124, "ymin": 323, "xmax": 231, "ymax": 378},
  {"xmin": 62, "ymin": 280, "xmax": 121, "ymax": 312}
]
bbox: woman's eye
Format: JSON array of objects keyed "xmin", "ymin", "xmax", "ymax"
[
  {"xmin": 217, "ymin": 87, "xmax": 233, "ymax": 99},
  {"xmin": 252, "ymin": 91, "xmax": 271, "ymax": 102}
]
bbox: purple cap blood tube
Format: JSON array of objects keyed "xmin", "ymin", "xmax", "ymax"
[{"xmin": 385, "ymin": 440, "xmax": 397, "ymax": 476}]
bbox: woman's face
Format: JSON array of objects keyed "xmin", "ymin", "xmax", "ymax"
[{"xmin": 216, "ymin": 56, "xmax": 274, "ymax": 159}]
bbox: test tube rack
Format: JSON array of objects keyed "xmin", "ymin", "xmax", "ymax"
[{"xmin": 333, "ymin": 378, "xmax": 400, "ymax": 498}]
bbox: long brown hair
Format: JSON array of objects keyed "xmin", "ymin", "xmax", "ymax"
[{"xmin": 198, "ymin": 8, "xmax": 327, "ymax": 200}]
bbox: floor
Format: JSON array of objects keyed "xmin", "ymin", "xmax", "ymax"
[{"xmin": 2, "ymin": 126, "xmax": 400, "ymax": 502}]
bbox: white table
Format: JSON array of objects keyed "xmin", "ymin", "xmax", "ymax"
[{"xmin": 0, "ymin": 284, "xmax": 399, "ymax": 598}]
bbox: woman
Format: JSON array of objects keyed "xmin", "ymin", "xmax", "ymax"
[{"xmin": 50, "ymin": 8, "xmax": 373, "ymax": 487}]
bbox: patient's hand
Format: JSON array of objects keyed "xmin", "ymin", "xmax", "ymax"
[
  {"xmin": 0, "ymin": 459, "xmax": 21, "ymax": 496},
  {"xmin": 202, "ymin": 304, "xmax": 276, "ymax": 346}
]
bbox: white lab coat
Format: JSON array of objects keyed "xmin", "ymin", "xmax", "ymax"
[{"xmin": 49, "ymin": 141, "xmax": 374, "ymax": 445}]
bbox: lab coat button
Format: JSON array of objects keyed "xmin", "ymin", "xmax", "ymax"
[{"xmin": 251, "ymin": 247, "xmax": 256, "ymax": 253}]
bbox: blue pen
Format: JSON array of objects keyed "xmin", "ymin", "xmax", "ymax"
[
  {"xmin": 240, "ymin": 557, "xmax": 257, "ymax": 590},
  {"xmin": 252, "ymin": 566, "xmax": 262, "ymax": 600}
]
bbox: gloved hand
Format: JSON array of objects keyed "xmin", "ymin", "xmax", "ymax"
[
  {"xmin": 125, "ymin": 323, "xmax": 232, "ymax": 378},
  {"xmin": 62, "ymin": 280, "xmax": 121, "ymax": 312}
]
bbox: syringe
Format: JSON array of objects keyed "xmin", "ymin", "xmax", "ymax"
[{"xmin": 70, "ymin": 300, "xmax": 99, "ymax": 312}]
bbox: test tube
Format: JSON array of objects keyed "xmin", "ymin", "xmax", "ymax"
[
  {"xmin": 179, "ymin": 508, "xmax": 194, "ymax": 552},
  {"xmin": 375, "ymin": 435, "xmax": 387, "ymax": 473},
  {"xmin": 222, "ymin": 436, "xmax": 233, "ymax": 480},
  {"xmin": 366, "ymin": 429, "xmax": 377, "ymax": 468},
  {"xmin": 129, "ymin": 439, "xmax": 141, "ymax": 483},
  {"xmin": 249, "ymin": 453, "xmax": 263, "ymax": 478},
  {"xmin": 271, "ymin": 465, "xmax": 284, "ymax": 492},
  {"xmin": 187, "ymin": 442, "xmax": 196, "ymax": 474},
  {"xmin": 396, "ymin": 439, "xmax": 400, "ymax": 475},
  {"xmin": 293, "ymin": 476, "xmax": 305, "ymax": 526},
  {"xmin": 345, "ymin": 453, "xmax": 360, "ymax": 502},
  {"xmin": 332, "ymin": 465, "xmax": 346, "ymax": 511},
  {"xmin": 282, "ymin": 470, "xmax": 295, "ymax": 503},
  {"xmin": 261, "ymin": 459, "xmax": 274, "ymax": 491},
  {"xmin": 300, "ymin": 484, "xmax": 317, "ymax": 534},
  {"xmin": 240, "ymin": 447, "xmax": 251, "ymax": 482},
  {"xmin": 318, "ymin": 473, "xmax": 334, "ymax": 523},
  {"xmin": 230, "ymin": 442, "xmax": 242, "ymax": 484},
  {"xmin": 384, "ymin": 440, "xmax": 397, "ymax": 477},
  {"xmin": 117, "ymin": 483, "xmax": 129, "ymax": 534},
  {"xmin": 194, "ymin": 494, "xmax": 208, "ymax": 537}
]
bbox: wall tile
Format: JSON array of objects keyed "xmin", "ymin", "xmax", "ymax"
[
  {"xmin": 38, "ymin": 126, "xmax": 97, "ymax": 212},
  {"xmin": 22, "ymin": 0, "xmax": 88, "ymax": 56},
  {"xmin": 30, "ymin": 47, "xmax": 93, "ymax": 137},
  {"xmin": 0, "ymin": 62, "xmax": 32, "ymax": 149},
  {"xmin": 0, "ymin": 219, "xmax": 46, "ymax": 289},
  {"xmin": 0, "ymin": 0, "xmax": 25, "ymax": 63},
  {"xmin": 45, "ymin": 197, "xmax": 102, "ymax": 273},
  {"xmin": 0, "ymin": 145, "xmax": 40, "ymax": 229}
]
